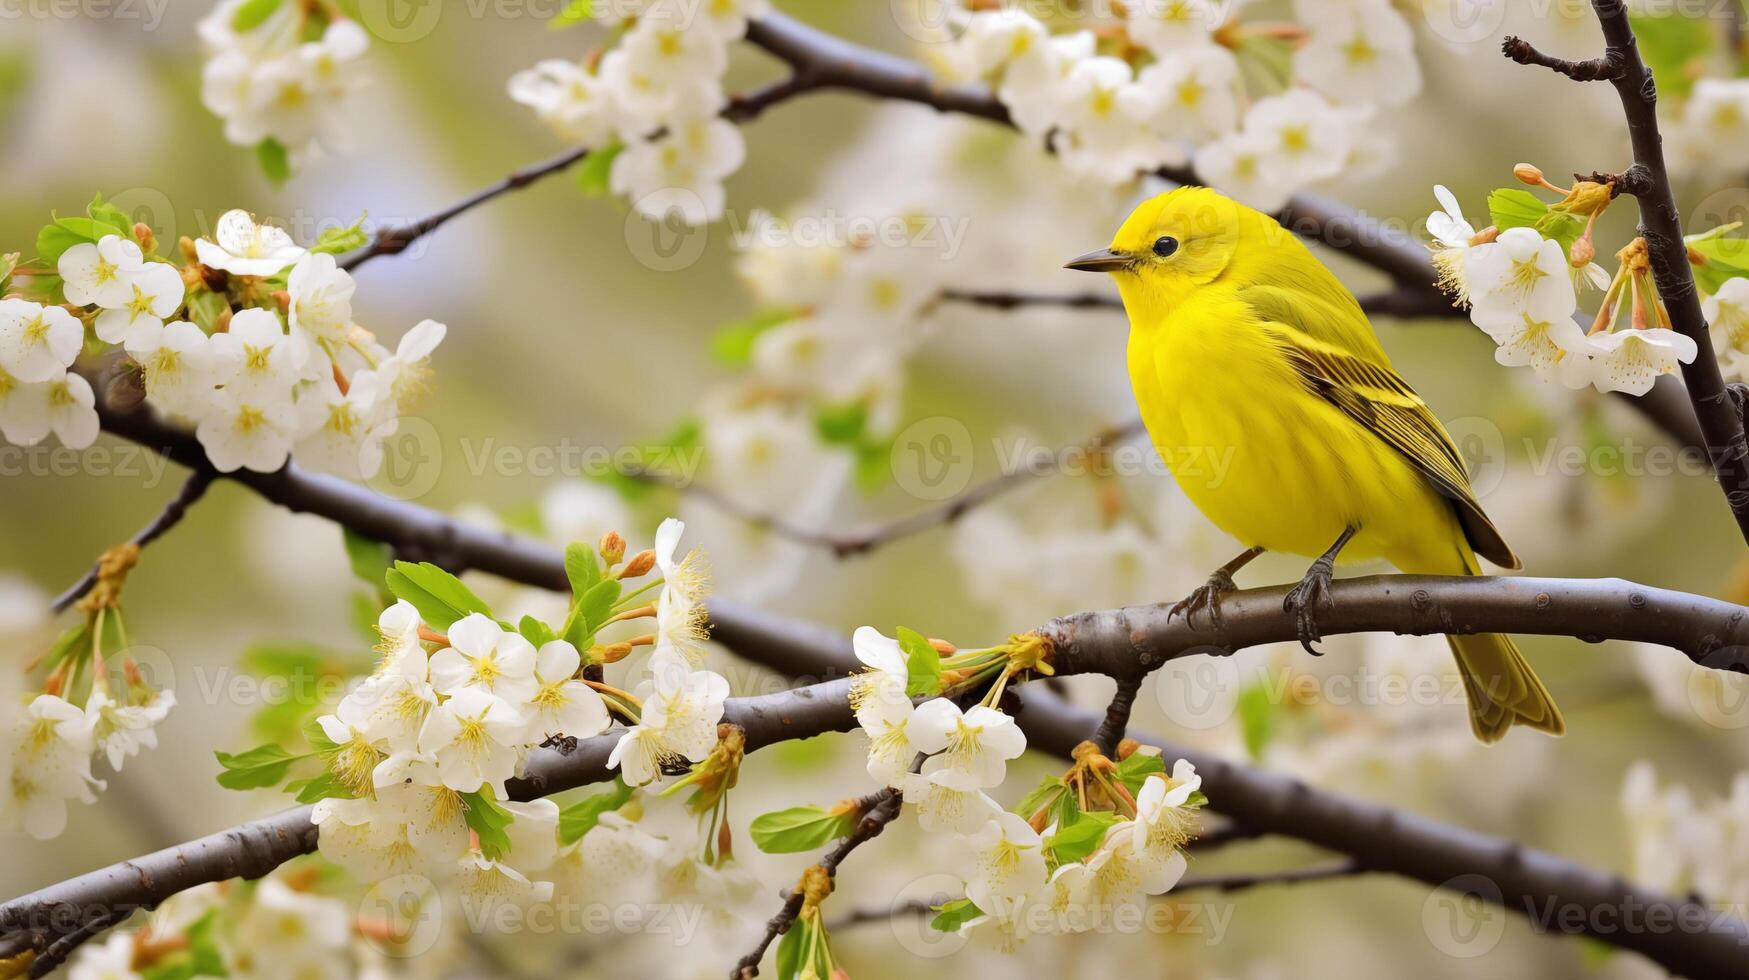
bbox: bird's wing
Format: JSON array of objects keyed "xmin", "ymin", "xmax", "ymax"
[{"xmin": 1250, "ymin": 293, "xmax": 1522, "ymax": 570}]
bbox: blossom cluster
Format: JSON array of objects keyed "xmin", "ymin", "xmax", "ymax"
[
  {"xmin": 935, "ymin": 0, "xmax": 1415, "ymax": 208},
  {"xmin": 198, "ymin": 0, "xmax": 371, "ymax": 171},
  {"xmin": 1621, "ymin": 762, "xmax": 1749, "ymax": 905},
  {"xmin": 282, "ymin": 519, "xmax": 732, "ymax": 914},
  {"xmin": 508, "ymin": 0, "xmax": 770, "ymax": 224},
  {"xmin": 1429, "ymin": 181, "xmax": 1702, "ymax": 396},
  {"xmin": 849, "ymin": 626, "xmax": 1205, "ymax": 940},
  {"xmin": 1, "ymin": 202, "xmax": 444, "ymax": 478}
]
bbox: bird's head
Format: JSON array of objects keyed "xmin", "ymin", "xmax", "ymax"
[{"xmin": 1065, "ymin": 186, "xmax": 1247, "ymax": 320}]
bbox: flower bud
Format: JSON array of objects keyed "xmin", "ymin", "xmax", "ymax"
[
  {"xmin": 599, "ymin": 530, "xmax": 627, "ymax": 565},
  {"xmin": 620, "ymin": 549, "xmax": 656, "ymax": 579},
  {"xmin": 132, "ymin": 222, "xmax": 156, "ymax": 255},
  {"xmin": 1116, "ymin": 737, "xmax": 1140, "ymax": 761},
  {"xmin": 1513, "ymin": 162, "xmax": 1546, "ymax": 186},
  {"xmin": 1570, "ymin": 236, "xmax": 1595, "ymax": 268},
  {"xmin": 178, "ymin": 236, "xmax": 199, "ymax": 262},
  {"xmin": 928, "ymin": 637, "xmax": 956, "ymax": 655},
  {"xmin": 593, "ymin": 641, "xmax": 634, "ymax": 663}
]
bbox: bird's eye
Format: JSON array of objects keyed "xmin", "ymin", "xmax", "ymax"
[{"xmin": 1153, "ymin": 236, "xmax": 1180, "ymax": 258}]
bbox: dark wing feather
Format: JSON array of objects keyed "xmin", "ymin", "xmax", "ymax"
[{"xmin": 1249, "ymin": 290, "xmax": 1521, "ymax": 570}]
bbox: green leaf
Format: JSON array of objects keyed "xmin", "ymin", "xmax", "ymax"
[
  {"xmin": 898, "ymin": 626, "xmax": 941, "ymax": 698},
  {"xmin": 1043, "ymin": 810, "xmax": 1121, "ymax": 863},
  {"xmin": 1690, "ymin": 234, "xmax": 1749, "ymax": 295},
  {"xmin": 773, "ymin": 918, "xmax": 805, "ymax": 980},
  {"xmin": 1186, "ymin": 789, "xmax": 1209, "ymax": 808},
  {"xmin": 232, "ymin": 0, "xmax": 284, "ymax": 32},
  {"xmin": 558, "ymin": 778, "xmax": 635, "ymax": 844},
  {"xmin": 38, "ymin": 621, "xmax": 90, "ymax": 673},
  {"xmin": 461, "ymin": 790, "xmax": 515, "ymax": 860},
  {"xmin": 1236, "ymin": 682, "xmax": 1276, "ymax": 760},
  {"xmin": 929, "ymin": 898, "xmax": 983, "ymax": 933},
  {"xmin": 1487, "ymin": 187, "xmax": 1548, "ymax": 232},
  {"xmin": 576, "ymin": 139, "xmax": 624, "ymax": 196},
  {"xmin": 1533, "ymin": 209, "xmax": 1587, "ymax": 254},
  {"xmin": 1013, "ymin": 774, "xmax": 1066, "ymax": 820},
  {"xmin": 0, "ymin": 252, "xmax": 16, "ymax": 296},
  {"xmin": 1050, "ymin": 781, "xmax": 1082, "ymax": 829},
  {"xmin": 342, "ymin": 529, "xmax": 394, "ymax": 591},
  {"xmin": 1630, "ymin": 10, "xmax": 1712, "ymax": 99},
  {"xmin": 139, "ymin": 908, "xmax": 227, "ymax": 980},
  {"xmin": 712, "ymin": 308, "xmax": 797, "ymax": 365},
  {"xmin": 384, "ymin": 561, "xmax": 493, "ymax": 630},
  {"xmin": 564, "ymin": 541, "xmax": 603, "ymax": 597},
  {"xmin": 214, "ymin": 744, "xmax": 300, "ymax": 790},
  {"xmin": 1113, "ymin": 748, "xmax": 1166, "ymax": 795},
  {"xmin": 184, "ymin": 289, "xmax": 229, "ymax": 333},
  {"xmin": 815, "ymin": 401, "xmax": 869, "ymax": 446},
  {"xmin": 549, "ymin": 0, "xmax": 593, "ymax": 28},
  {"xmin": 563, "ymin": 578, "xmax": 621, "ymax": 648},
  {"xmin": 303, "ymin": 715, "xmax": 339, "ymax": 754},
  {"xmin": 749, "ymin": 804, "xmax": 858, "ymax": 853},
  {"xmin": 285, "ymin": 770, "xmax": 353, "ymax": 804},
  {"xmin": 519, "ymin": 615, "xmax": 558, "ymax": 648},
  {"xmin": 87, "ymin": 194, "xmax": 134, "ymax": 241},
  {"xmin": 256, "ymin": 138, "xmax": 292, "ymax": 184},
  {"xmin": 310, "ymin": 215, "xmax": 369, "ymax": 255}
]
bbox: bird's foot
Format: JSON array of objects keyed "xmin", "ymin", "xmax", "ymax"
[
  {"xmin": 1282, "ymin": 557, "xmax": 1338, "ymax": 655},
  {"xmin": 1169, "ymin": 569, "xmax": 1238, "ymax": 631}
]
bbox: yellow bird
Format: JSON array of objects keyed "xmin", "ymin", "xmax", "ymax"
[{"xmin": 1066, "ymin": 186, "xmax": 1563, "ymax": 743}]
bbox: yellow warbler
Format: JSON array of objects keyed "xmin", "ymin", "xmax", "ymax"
[{"xmin": 1067, "ymin": 187, "xmax": 1562, "ymax": 743}]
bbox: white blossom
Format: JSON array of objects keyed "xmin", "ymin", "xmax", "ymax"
[
  {"xmin": 509, "ymin": 60, "xmax": 620, "ymax": 146},
  {"xmin": 1296, "ymin": 0, "xmax": 1421, "ymax": 107},
  {"xmin": 1465, "ymin": 227, "xmax": 1578, "ymax": 325},
  {"xmin": 416, "ymin": 685, "xmax": 528, "ymax": 795},
  {"xmin": 293, "ymin": 370, "xmax": 388, "ymax": 480},
  {"xmin": 59, "ymin": 235, "xmax": 144, "ymax": 309},
  {"xmin": 209, "ymin": 308, "xmax": 301, "ymax": 398},
  {"xmin": 906, "ymin": 700, "xmax": 1026, "ymax": 789},
  {"xmin": 0, "ymin": 300, "xmax": 82, "ymax": 383},
  {"xmin": 195, "ymin": 385, "xmax": 297, "ymax": 473},
  {"xmin": 3, "ymin": 373, "xmax": 100, "ymax": 450},
  {"xmin": 93, "ymin": 263, "xmax": 185, "ymax": 351},
  {"xmin": 610, "ymin": 115, "xmax": 746, "ymax": 224},
  {"xmin": 608, "ymin": 665, "xmax": 728, "ymax": 786},
  {"xmin": 1575, "ymin": 328, "xmax": 1698, "ymax": 396},
  {"xmin": 5, "ymin": 695, "xmax": 101, "ymax": 839},
  {"xmin": 194, "ymin": 210, "xmax": 306, "ymax": 278},
  {"xmin": 133, "ymin": 321, "xmax": 218, "ymax": 421},
  {"xmin": 964, "ymin": 811, "xmax": 1047, "ymax": 914},
  {"xmin": 428, "ymin": 613, "xmax": 540, "ymax": 705},
  {"xmin": 526, "ymin": 639, "xmax": 610, "ymax": 741},
  {"xmin": 1127, "ymin": 0, "xmax": 1230, "ymax": 55},
  {"xmin": 85, "ymin": 687, "xmax": 174, "ymax": 772}
]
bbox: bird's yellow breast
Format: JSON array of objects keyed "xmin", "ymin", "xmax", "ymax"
[{"xmin": 1125, "ymin": 292, "xmax": 1460, "ymax": 570}]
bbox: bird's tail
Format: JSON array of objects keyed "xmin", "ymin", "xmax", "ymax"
[{"xmin": 1448, "ymin": 632, "xmax": 1564, "ymax": 742}]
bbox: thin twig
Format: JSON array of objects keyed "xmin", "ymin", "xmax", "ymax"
[
  {"xmin": 1173, "ymin": 859, "xmax": 1365, "ymax": 895},
  {"xmin": 623, "ymin": 419, "xmax": 1149, "ymax": 558},
  {"xmin": 733, "ymin": 789, "xmax": 904, "ymax": 979},
  {"xmin": 50, "ymin": 469, "xmax": 215, "ymax": 615},
  {"xmin": 1504, "ymin": 4, "xmax": 1749, "ymax": 546},
  {"xmin": 1091, "ymin": 676, "xmax": 1141, "ymax": 757}
]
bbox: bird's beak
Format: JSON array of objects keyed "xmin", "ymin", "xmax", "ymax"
[{"xmin": 1063, "ymin": 248, "xmax": 1132, "ymax": 272}]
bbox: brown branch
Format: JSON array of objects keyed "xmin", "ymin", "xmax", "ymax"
[
  {"xmin": 1090, "ymin": 676, "xmax": 1141, "ymax": 757},
  {"xmin": 733, "ymin": 788, "xmax": 904, "ymax": 979},
  {"xmin": 623, "ymin": 419, "xmax": 1149, "ymax": 559},
  {"xmin": 1505, "ymin": 3, "xmax": 1749, "ymax": 546},
  {"xmin": 1174, "ymin": 859, "xmax": 1365, "ymax": 894},
  {"xmin": 49, "ymin": 469, "xmax": 215, "ymax": 615}
]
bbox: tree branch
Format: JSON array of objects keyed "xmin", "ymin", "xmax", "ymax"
[
  {"xmin": 1174, "ymin": 859, "xmax": 1365, "ymax": 894},
  {"xmin": 49, "ymin": 469, "xmax": 215, "ymax": 615},
  {"xmin": 1505, "ymin": 3, "xmax": 1749, "ymax": 546}
]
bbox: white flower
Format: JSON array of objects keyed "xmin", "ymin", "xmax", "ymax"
[
  {"xmin": 1127, "ymin": 0, "xmax": 1230, "ymax": 55},
  {"xmin": 1680, "ymin": 79, "xmax": 1749, "ymax": 165},
  {"xmin": 376, "ymin": 318, "xmax": 445, "ymax": 412},
  {"xmin": 1195, "ymin": 131, "xmax": 1292, "ymax": 213},
  {"xmin": 85, "ymin": 687, "xmax": 174, "ymax": 772},
  {"xmin": 209, "ymin": 308, "xmax": 300, "ymax": 398},
  {"xmin": 1466, "ymin": 227, "xmax": 1578, "ymax": 325},
  {"xmin": 1131, "ymin": 762, "xmax": 1201, "ymax": 892},
  {"xmin": 1427, "ymin": 184, "xmax": 1480, "ymax": 304},
  {"xmin": 849, "ymin": 626, "xmax": 909, "ymax": 728},
  {"xmin": 195, "ymin": 385, "xmax": 297, "ymax": 473},
  {"xmin": 6, "ymin": 695, "xmax": 101, "ymax": 839},
  {"xmin": 510, "ymin": 60, "xmax": 619, "ymax": 147},
  {"xmin": 1704, "ymin": 276, "xmax": 1749, "ymax": 356},
  {"xmin": 953, "ymin": 9, "xmax": 1049, "ymax": 80},
  {"xmin": 416, "ymin": 685, "xmax": 527, "ymax": 795},
  {"xmin": 608, "ymin": 665, "xmax": 728, "ymax": 786},
  {"xmin": 501, "ymin": 797, "xmax": 562, "ymax": 875},
  {"xmin": 653, "ymin": 517, "xmax": 712, "ymax": 666},
  {"xmin": 311, "ymin": 795, "xmax": 424, "ymax": 881},
  {"xmin": 59, "ymin": 235, "xmax": 144, "ymax": 309},
  {"xmin": 964, "ymin": 811, "xmax": 1047, "ymax": 914},
  {"xmin": 94, "ymin": 264, "xmax": 185, "ymax": 351},
  {"xmin": 1578, "ymin": 328, "xmax": 1698, "ymax": 396},
  {"xmin": 1475, "ymin": 309, "xmax": 1594, "ymax": 386},
  {"xmin": 526, "ymin": 640, "xmax": 610, "ymax": 741},
  {"xmin": 2, "ymin": 374, "xmax": 100, "ymax": 450},
  {"xmin": 1135, "ymin": 44, "xmax": 1240, "ymax": 142},
  {"xmin": 998, "ymin": 31, "xmax": 1094, "ymax": 137},
  {"xmin": 454, "ymin": 852, "xmax": 556, "ymax": 909},
  {"xmin": 287, "ymin": 251, "xmax": 357, "ymax": 354},
  {"xmin": 428, "ymin": 613, "xmax": 540, "ymax": 705},
  {"xmin": 906, "ymin": 700, "xmax": 1026, "ymax": 789},
  {"xmin": 195, "ymin": 210, "xmax": 306, "ymax": 278},
  {"xmin": 1054, "ymin": 57, "xmax": 1184, "ymax": 182},
  {"xmin": 1243, "ymin": 89, "xmax": 1350, "ymax": 186},
  {"xmin": 898, "ymin": 769, "xmax": 999, "ymax": 834},
  {"xmin": 1296, "ymin": 0, "xmax": 1421, "ymax": 107},
  {"xmin": 610, "ymin": 116, "xmax": 746, "ymax": 224},
  {"xmin": 236, "ymin": 880, "xmax": 350, "ymax": 975},
  {"xmin": 696, "ymin": 0, "xmax": 768, "ymax": 39},
  {"xmin": 294, "ymin": 370, "xmax": 388, "ymax": 480},
  {"xmin": 0, "ymin": 300, "xmax": 83, "ymax": 383},
  {"xmin": 616, "ymin": 13, "xmax": 727, "ymax": 94},
  {"xmin": 134, "ymin": 321, "xmax": 218, "ymax": 421}
]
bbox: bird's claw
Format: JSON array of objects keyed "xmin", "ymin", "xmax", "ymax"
[
  {"xmin": 1169, "ymin": 569, "xmax": 1238, "ymax": 631},
  {"xmin": 1282, "ymin": 559, "xmax": 1337, "ymax": 655}
]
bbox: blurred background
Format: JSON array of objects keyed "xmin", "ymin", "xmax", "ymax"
[{"xmin": 3, "ymin": 1, "xmax": 1749, "ymax": 977}]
